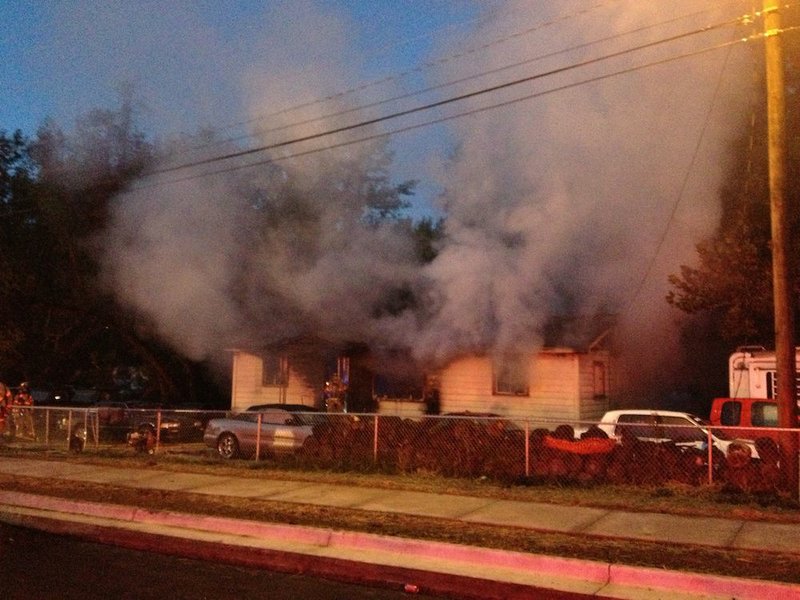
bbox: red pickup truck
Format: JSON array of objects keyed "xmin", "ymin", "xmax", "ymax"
[{"xmin": 709, "ymin": 397, "xmax": 798, "ymax": 440}]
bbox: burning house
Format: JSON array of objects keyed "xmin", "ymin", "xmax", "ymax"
[
  {"xmin": 229, "ymin": 337, "xmax": 402, "ymax": 414},
  {"xmin": 97, "ymin": 4, "xmax": 738, "ymax": 423},
  {"xmin": 228, "ymin": 319, "xmax": 614, "ymax": 422},
  {"xmin": 428, "ymin": 341, "xmax": 611, "ymax": 422}
]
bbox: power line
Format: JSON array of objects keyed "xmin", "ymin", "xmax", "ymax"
[
  {"xmin": 622, "ymin": 26, "xmax": 742, "ymax": 318},
  {"xmin": 175, "ymin": 0, "xmax": 632, "ymax": 155},
  {"xmin": 150, "ymin": 15, "xmax": 744, "ymax": 179},
  {"xmin": 186, "ymin": 5, "xmax": 740, "ymax": 159},
  {"xmin": 134, "ymin": 31, "xmax": 759, "ymax": 192}
]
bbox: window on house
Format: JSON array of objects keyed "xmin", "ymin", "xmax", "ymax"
[
  {"xmin": 592, "ymin": 361, "xmax": 607, "ymax": 398},
  {"xmin": 493, "ymin": 355, "xmax": 529, "ymax": 396},
  {"xmin": 262, "ymin": 354, "xmax": 288, "ymax": 387}
]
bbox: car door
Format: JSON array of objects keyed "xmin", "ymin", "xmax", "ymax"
[
  {"xmin": 259, "ymin": 409, "xmax": 289, "ymax": 451},
  {"xmin": 262, "ymin": 409, "xmax": 308, "ymax": 452}
]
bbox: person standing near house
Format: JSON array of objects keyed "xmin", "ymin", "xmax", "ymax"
[
  {"xmin": 0, "ymin": 381, "xmax": 9, "ymax": 435},
  {"xmin": 324, "ymin": 374, "xmax": 346, "ymax": 413},
  {"xmin": 12, "ymin": 382, "xmax": 35, "ymax": 438}
]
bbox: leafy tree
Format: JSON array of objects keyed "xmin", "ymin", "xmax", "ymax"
[
  {"xmin": 0, "ymin": 129, "xmax": 37, "ymax": 364},
  {"xmin": 411, "ymin": 216, "xmax": 445, "ymax": 264},
  {"xmin": 0, "ymin": 96, "xmax": 225, "ymax": 404},
  {"xmin": 667, "ymin": 25, "xmax": 800, "ymax": 347},
  {"xmin": 0, "ymin": 99, "xmax": 437, "ymax": 408}
]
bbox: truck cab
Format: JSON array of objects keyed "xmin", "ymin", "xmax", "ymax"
[{"xmin": 709, "ymin": 396, "xmax": 798, "ymax": 441}]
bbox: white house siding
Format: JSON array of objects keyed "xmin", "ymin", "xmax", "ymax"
[
  {"xmin": 525, "ymin": 352, "xmax": 580, "ymax": 423},
  {"xmin": 438, "ymin": 350, "xmax": 609, "ymax": 424},
  {"xmin": 229, "ymin": 350, "xmax": 317, "ymax": 411},
  {"xmin": 377, "ymin": 398, "xmax": 426, "ymax": 418},
  {"xmin": 577, "ymin": 352, "xmax": 611, "ymax": 424},
  {"xmin": 438, "ymin": 356, "xmax": 494, "ymax": 415}
]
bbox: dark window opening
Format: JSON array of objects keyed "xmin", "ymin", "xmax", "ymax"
[
  {"xmin": 262, "ymin": 354, "xmax": 288, "ymax": 387},
  {"xmin": 493, "ymin": 355, "xmax": 530, "ymax": 396},
  {"xmin": 614, "ymin": 414, "xmax": 656, "ymax": 439},
  {"xmin": 592, "ymin": 361, "xmax": 607, "ymax": 398}
]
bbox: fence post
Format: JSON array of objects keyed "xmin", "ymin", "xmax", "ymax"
[
  {"xmin": 525, "ymin": 419, "xmax": 530, "ymax": 478},
  {"xmin": 255, "ymin": 413, "xmax": 262, "ymax": 461},
  {"xmin": 707, "ymin": 427, "xmax": 714, "ymax": 485},
  {"xmin": 155, "ymin": 410, "xmax": 162, "ymax": 454},
  {"xmin": 66, "ymin": 410, "xmax": 73, "ymax": 451},
  {"xmin": 44, "ymin": 409, "xmax": 50, "ymax": 448},
  {"xmin": 92, "ymin": 408, "xmax": 99, "ymax": 448},
  {"xmin": 81, "ymin": 408, "xmax": 89, "ymax": 450},
  {"xmin": 373, "ymin": 415, "xmax": 379, "ymax": 463}
]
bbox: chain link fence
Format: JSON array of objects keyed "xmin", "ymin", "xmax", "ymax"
[{"xmin": 0, "ymin": 406, "xmax": 795, "ymax": 496}]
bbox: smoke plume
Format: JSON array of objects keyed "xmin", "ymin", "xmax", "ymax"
[{"xmin": 102, "ymin": 1, "xmax": 755, "ymax": 397}]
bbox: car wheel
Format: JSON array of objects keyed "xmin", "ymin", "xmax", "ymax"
[{"xmin": 217, "ymin": 433, "xmax": 240, "ymax": 459}]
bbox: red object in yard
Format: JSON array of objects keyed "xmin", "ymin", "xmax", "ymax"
[{"xmin": 543, "ymin": 435, "xmax": 616, "ymax": 455}]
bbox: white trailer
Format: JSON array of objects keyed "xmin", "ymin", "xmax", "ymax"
[{"xmin": 728, "ymin": 346, "xmax": 800, "ymax": 400}]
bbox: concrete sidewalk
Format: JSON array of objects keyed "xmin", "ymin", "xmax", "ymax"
[{"xmin": 0, "ymin": 457, "xmax": 799, "ymax": 599}]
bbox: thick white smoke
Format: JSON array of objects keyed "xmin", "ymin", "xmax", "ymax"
[
  {"xmin": 102, "ymin": 1, "xmax": 755, "ymax": 395},
  {"xmin": 389, "ymin": 0, "xmax": 754, "ymax": 394}
]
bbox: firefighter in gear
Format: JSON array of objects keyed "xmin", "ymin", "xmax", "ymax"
[
  {"xmin": 12, "ymin": 382, "xmax": 35, "ymax": 439},
  {"xmin": 324, "ymin": 374, "xmax": 347, "ymax": 413},
  {"xmin": 0, "ymin": 381, "xmax": 9, "ymax": 435}
]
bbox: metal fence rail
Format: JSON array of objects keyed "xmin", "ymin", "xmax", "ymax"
[{"xmin": 0, "ymin": 407, "xmax": 794, "ymax": 496}]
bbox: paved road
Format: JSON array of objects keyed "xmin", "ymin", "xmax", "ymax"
[{"xmin": 0, "ymin": 523, "xmax": 443, "ymax": 600}]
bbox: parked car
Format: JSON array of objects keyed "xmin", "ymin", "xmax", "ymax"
[
  {"xmin": 578, "ymin": 409, "xmax": 758, "ymax": 457},
  {"xmin": 245, "ymin": 403, "xmax": 325, "ymax": 426},
  {"xmin": 39, "ymin": 386, "xmax": 100, "ymax": 407},
  {"xmin": 204, "ymin": 407, "xmax": 316, "ymax": 459},
  {"xmin": 90, "ymin": 400, "xmax": 186, "ymax": 441},
  {"xmin": 246, "ymin": 403, "xmax": 321, "ymax": 413}
]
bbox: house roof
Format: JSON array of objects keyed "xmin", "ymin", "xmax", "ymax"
[{"xmin": 540, "ymin": 313, "xmax": 616, "ymax": 352}]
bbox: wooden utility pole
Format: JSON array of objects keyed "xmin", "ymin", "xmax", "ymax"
[{"xmin": 763, "ymin": 1, "xmax": 798, "ymax": 497}]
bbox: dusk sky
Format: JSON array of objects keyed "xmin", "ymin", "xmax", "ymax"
[
  {"xmin": 1, "ymin": 0, "xmax": 496, "ymax": 217},
  {"xmin": 1, "ymin": 1, "xmax": 491, "ymax": 131}
]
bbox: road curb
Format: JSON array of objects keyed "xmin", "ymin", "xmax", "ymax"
[{"xmin": 1, "ymin": 491, "xmax": 799, "ymax": 599}]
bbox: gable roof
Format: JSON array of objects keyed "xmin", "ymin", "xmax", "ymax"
[{"xmin": 541, "ymin": 313, "xmax": 616, "ymax": 352}]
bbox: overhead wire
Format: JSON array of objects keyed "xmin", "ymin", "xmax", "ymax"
[
  {"xmin": 175, "ymin": 0, "xmax": 632, "ymax": 155},
  {"xmin": 622, "ymin": 11, "xmax": 800, "ymax": 316},
  {"xmin": 148, "ymin": 14, "xmax": 747, "ymax": 179},
  {"xmin": 620, "ymin": 22, "xmax": 744, "ymax": 318},
  {"xmin": 133, "ymin": 25, "xmax": 765, "ymax": 192},
  {"xmin": 197, "ymin": 5, "xmax": 741, "ymax": 157}
]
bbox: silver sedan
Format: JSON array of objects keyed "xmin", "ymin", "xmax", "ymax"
[{"xmin": 203, "ymin": 408, "xmax": 315, "ymax": 459}]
